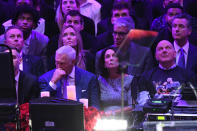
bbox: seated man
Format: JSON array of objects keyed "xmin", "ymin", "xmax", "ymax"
[
  {"xmin": 139, "ymin": 40, "xmax": 196, "ymax": 99},
  {"xmin": 0, "ymin": 5, "xmax": 49, "ymax": 72},
  {"xmin": 3, "ymin": 26, "xmax": 45, "ymax": 76},
  {"xmin": 39, "ymin": 45, "xmax": 100, "ymax": 109},
  {"xmin": 5, "ymin": 48, "xmax": 39, "ymax": 105}
]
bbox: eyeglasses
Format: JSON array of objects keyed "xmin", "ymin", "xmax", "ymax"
[{"xmin": 113, "ymin": 31, "xmax": 128, "ymax": 36}]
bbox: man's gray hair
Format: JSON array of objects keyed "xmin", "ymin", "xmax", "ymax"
[
  {"xmin": 113, "ymin": 17, "xmax": 135, "ymax": 30},
  {"xmin": 56, "ymin": 45, "xmax": 76, "ymax": 61}
]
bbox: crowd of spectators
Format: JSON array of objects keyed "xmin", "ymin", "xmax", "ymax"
[{"xmin": 1, "ymin": 0, "xmax": 197, "ymax": 119}]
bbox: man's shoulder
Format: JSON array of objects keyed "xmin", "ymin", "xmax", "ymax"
[
  {"xmin": 86, "ymin": 0, "xmax": 101, "ymax": 6},
  {"xmin": 31, "ymin": 31, "xmax": 49, "ymax": 43},
  {"xmin": 142, "ymin": 66, "xmax": 158, "ymax": 77},
  {"xmin": 189, "ymin": 43, "xmax": 197, "ymax": 50},
  {"xmin": 39, "ymin": 69, "xmax": 55, "ymax": 78},
  {"xmin": 20, "ymin": 71, "xmax": 37, "ymax": 82},
  {"xmin": 76, "ymin": 67, "xmax": 96, "ymax": 78}
]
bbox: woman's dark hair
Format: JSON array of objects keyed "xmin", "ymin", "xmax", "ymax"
[
  {"xmin": 12, "ymin": 4, "xmax": 40, "ymax": 28},
  {"xmin": 99, "ymin": 46, "xmax": 121, "ymax": 78},
  {"xmin": 164, "ymin": 3, "xmax": 184, "ymax": 14}
]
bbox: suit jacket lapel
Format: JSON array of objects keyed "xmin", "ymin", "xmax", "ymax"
[
  {"xmin": 56, "ymin": 80, "xmax": 62, "ymax": 98},
  {"xmin": 187, "ymin": 44, "xmax": 193, "ymax": 70},
  {"xmin": 18, "ymin": 71, "xmax": 24, "ymax": 105},
  {"xmin": 75, "ymin": 67, "xmax": 81, "ymax": 100}
]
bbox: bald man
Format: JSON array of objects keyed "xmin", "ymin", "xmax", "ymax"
[{"xmin": 138, "ymin": 40, "xmax": 195, "ymax": 98}]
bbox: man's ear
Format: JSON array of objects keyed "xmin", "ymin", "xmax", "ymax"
[
  {"xmin": 155, "ymin": 52, "xmax": 159, "ymax": 62},
  {"xmin": 72, "ymin": 59, "xmax": 77, "ymax": 65},
  {"xmin": 111, "ymin": 17, "xmax": 114, "ymax": 25},
  {"xmin": 188, "ymin": 28, "xmax": 192, "ymax": 36}
]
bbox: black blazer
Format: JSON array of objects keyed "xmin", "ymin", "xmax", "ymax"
[{"xmin": 18, "ymin": 71, "xmax": 39, "ymax": 105}]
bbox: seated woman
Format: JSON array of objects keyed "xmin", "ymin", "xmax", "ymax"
[
  {"xmin": 58, "ymin": 25, "xmax": 95, "ymax": 73},
  {"xmin": 98, "ymin": 47, "xmax": 139, "ymax": 116}
]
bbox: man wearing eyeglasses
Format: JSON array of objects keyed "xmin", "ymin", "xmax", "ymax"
[{"xmin": 95, "ymin": 17, "xmax": 155, "ymax": 77}]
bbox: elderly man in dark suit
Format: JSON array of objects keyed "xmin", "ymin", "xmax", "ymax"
[
  {"xmin": 5, "ymin": 48, "xmax": 39, "ymax": 105},
  {"xmin": 39, "ymin": 45, "xmax": 100, "ymax": 109}
]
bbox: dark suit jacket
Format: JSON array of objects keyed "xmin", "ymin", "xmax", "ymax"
[
  {"xmin": 23, "ymin": 54, "xmax": 45, "ymax": 77},
  {"xmin": 18, "ymin": 71, "xmax": 39, "ymax": 105},
  {"xmin": 186, "ymin": 44, "xmax": 197, "ymax": 76},
  {"xmin": 0, "ymin": 24, "xmax": 4, "ymax": 35},
  {"xmin": 0, "ymin": 31, "xmax": 49, "ymax": 72},
  {"xmin": 39, "ymin": 67, "xmax": 100, "ymax": 109},
  {"xmin": 82, "ymin": 15, "xmax": 95, "ymax": 36},
  {"xmin": 97, "ymin": 18, "xmax": 112, "ymax": 35}
]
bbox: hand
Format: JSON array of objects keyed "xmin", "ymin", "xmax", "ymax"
[{"xmin": 51, "ymin": 68, "xmax": 66, "ymax": 84}]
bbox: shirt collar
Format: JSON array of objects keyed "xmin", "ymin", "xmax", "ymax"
[
  {"xmin": 174, "ymin": 40, "xmax": 189, "ymax": 55},
  {"xmin": 15, "ymin": 71, "xmax": 20, "ymax": 82},
  {"xmin": 68, "ymin": 66, "xmax": 75, "ymax": 79},
  {"xmin": 25, "ymin": 33, "xmax": 32, "ymax": 46},
  {"xmin": 159, "ymin": 63, "xmax": 176, "ymax": 70}
]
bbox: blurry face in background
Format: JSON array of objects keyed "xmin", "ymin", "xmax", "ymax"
[
  {"xmin": 62, "ymin": 27, "xmax": 77, "ymax": 47},
  {"xmin": 16, "ymin": 13, "xmax": 35, "ymax": 32},
  {"xmin": 172, "ymin": 18, "xmax": 191, "ymax": 42},
  {"xmin": 16, "ymin": 0, "xmax": 33, "ymax": 6},
  {"xmin": 61, "ymin": 0, "xmax": 78, "ymax": 15},
  {"xmin": 111, "ymin": 9, "xmax": 130, "ymax": 24},
  {"xmin": 64, "ymin": 15, "xmax": 84, "ymax": 31},
  {"xmin": 163, "ymin": 0, "xmax": 181, "ymax": 8},
  {"xmin": 104, "ymin": 49, "xmax": 119, "ymax": 69},
  {"xmin": 5, "ymin": 28, "xmax": 24, "ymax": 52},
  {"xmin": 165, "ymin": 8, "xmax": 182, "ymax": 25},
  {"xmin": 113, "ymin": 25, "xmax": 128, "ymax": 47}
]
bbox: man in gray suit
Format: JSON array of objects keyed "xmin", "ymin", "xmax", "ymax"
[
  {"xmin": 95, "ymin": 17, "xmax": 155, "ymax": 77},
  {"xmin": 0, "ymin": 4, "xmax": 49, "ymax": 72}
]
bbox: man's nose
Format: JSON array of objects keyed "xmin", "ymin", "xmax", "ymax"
[
  {"xmin": 23, "ymin": 19, "xmax": 28, "ymax": 24},
  {"xmin": 14, "ymin": 37, "xmax": 19, "ymax": 41}
]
